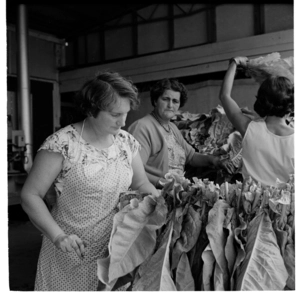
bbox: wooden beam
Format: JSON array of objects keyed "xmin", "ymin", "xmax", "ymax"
[{"xmin": 59, "ymin": 29, "xmax": 293, "ymax": 93}]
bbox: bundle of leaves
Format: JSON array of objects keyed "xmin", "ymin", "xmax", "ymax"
[
  {"xmin": 231, "ymin": 174, "xmax": 295, "ymax": 291},
  {"xmin": 241, "ymin": 52, "xmax": 294, "ymax": 85},
  {"xmin": 171, "ymin": 105, "xmax": 256, "ymax": 178},
  {"xmin": 97, "ymin": 172, "xmax": 294, "ymax": 291}
]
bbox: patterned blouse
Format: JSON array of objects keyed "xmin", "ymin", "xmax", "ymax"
[{"xmin": 38, "ymin": 124, "xmax": 140, "ymax": 198}]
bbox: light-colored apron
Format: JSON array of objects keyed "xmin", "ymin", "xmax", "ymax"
[{"xmin": 35, "ymin": 120, "xmax": 133, "ymax": 291}]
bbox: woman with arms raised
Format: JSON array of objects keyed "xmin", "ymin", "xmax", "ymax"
[
  {"xmin": 219, "ymin": 56, "xmax": 294, "ymax": 186},
  {"xmin": 21, "ymin": 71, "xmax": 158, "ymax": 291}
]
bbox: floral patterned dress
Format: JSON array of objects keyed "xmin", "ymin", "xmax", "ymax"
[{"xmin": 34, "ymin": 123, "xmax": 140, "ymax": 291}]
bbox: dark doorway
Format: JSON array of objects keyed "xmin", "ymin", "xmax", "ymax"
[
  {"xmin": 31, "ymin": 80, "xmax": 53, "ymax": 156},
  {"xmin": 7, "ymin": 76, "xmax": 54, "ymax": 157}
]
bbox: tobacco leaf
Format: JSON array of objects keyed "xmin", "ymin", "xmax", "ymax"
[
  {"xmin": 175, "ymin": 252, "xmax": 195, "ymax": 291},
  {"xmin": 224, "ymin": 222, "xmax": 236, "ymax": 278},
  {"xmin": 208, "ymin": 106, "xmax": 235, "ymax": 143},
  {"xmin": 225, "ymin": 131, "xmax": 243, "ymax": 171},
  {"xmin": 201, "ymin": 244, "xmax": 215, "ymax": 291},
  {"xmin": 230, "ymin": 213, "xmax": 247, "ymax": 290},
  {"xmin": 273, "ymin": 218, "xmax": 288, "ymax": 256},
  {"xmin": 171, "ymin": 205, "xmax": 202, "ymax": 270},
  {"xmin": 274, "ymin": 222, "xmax": 295, "ymax": 290},
  {"xmin": 206, "ymin": 199, "xmax": 231, "ymax": 290},
  {"xmin": 132, "ymin": 220, "xmax": 176, "ymax": 291},
  {"xmin": 236, "ymin": 210, "xmax": 288, "ymax": 290},
  {"xmin": 283, "ymin": 241, "xmax": 295, "ymax": 290},
  {"xmin": 188, "ymin": 229, "xmax": 209, "ymax": 291},
  {"xmin": 214, "ymin": 262, "xmax": 225, "ymax": 291},
  {"xmin": 97, "ymin": 256, "xmax": 117, "ymax": 291},
  {"xmin": 97, "ymin": 195, "xmax": 167, "ymax": 286},
  {"xmin": 171, "ymin": 207, "xmax": 184, "ymax": 247}
]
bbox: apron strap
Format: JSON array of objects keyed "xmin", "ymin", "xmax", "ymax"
[
  {"xmin": 75, "ymin": 118, "xmax": 86, "ymax": 163},
  {"xmin": 80, "ymin": 118, "xmax": 86, "ymax": 142}
]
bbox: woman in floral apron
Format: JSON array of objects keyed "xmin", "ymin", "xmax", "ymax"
[{"xmin": 20, "ymin": 71, "xmax": 159, "ymax": 291}]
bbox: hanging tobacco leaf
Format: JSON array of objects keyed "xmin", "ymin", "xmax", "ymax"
[
  {"xmin": 224, "ymin": 221, "xmax": 236, "ymax": 278},
  {"xmin": 236, "ymin": 210, "xmax": 288, "ymax": 290},
  {"xmin": 171, "ymin": 203, "xmax": 190, "ymax": 249},
  {"xmin": 97, "ymin": 195, "xmax": 167, "ymax": 287},
  {"xmin": 132, "ymin": 220, "xmax": 176, "ymax": 291},
  {"xmin": 206, "ymin": 199, "xmax": 231, "ymax": 290},
  {"xmin": 201, "ymin": 244, "xmax": 215, "ymax": 291},
  {"xmin": 273, "ymin": 218, "xmax": 288, "ymax": 256},
  {"xmin": 111, "ymin": 271, "xmax": 135, "ymax": 291},
  {"xmin": 97, "ymin": 256, "xmax": 117, "ymax": 291},
  {"xmin": 188, "ymin": 228, "xmax": 209, "ymax": 291},
  {"xmin": 171, "ymin": 205, "xmax": 202, "ymax": 270},
  {"xmin": 230, "ymin": 212, "xmax": 247, "ymax": 290},
  {"xmin": 175, "ymin": 252, "xmax": 195, "ymax": 291},
  {"xmin": 283, "ymin": 233, "xmax": 295, "ymax": 290},
  {"xmin": 274, "ymin": 220, "xmax": 295, "ymax": 290}
]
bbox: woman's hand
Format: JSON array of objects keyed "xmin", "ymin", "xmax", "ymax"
[
  {"xmin": 53, "ymin": 233, "xmax": 86, "ymax": 259},
  {"xmin": 231, "ymin": 56, "xmax": 249, "ymax": 67}
]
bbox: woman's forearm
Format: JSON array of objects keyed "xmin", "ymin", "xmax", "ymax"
[
  {"xmin": 21, "ymin": 194, "xmax": 64, "ymax": 242},
  {"xmin": 144, "ymin": 172, "xmax": 162, "ymax": 189},
  {"xmin": 136, "ymin": 181, "xmax": 160, "ymax": 197},
  {"xmin": 219, "ymin": 60, "xmax": 237, "ymax": 102}
]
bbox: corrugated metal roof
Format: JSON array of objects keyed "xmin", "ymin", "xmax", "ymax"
[{"xmin": 6, "ymin": 3, "xmax": 150, "ymax": 39}]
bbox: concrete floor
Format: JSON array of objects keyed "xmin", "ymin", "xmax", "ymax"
[{"xmin": 8, "ymin": 204, "xmax": 42, "ymax": 291}]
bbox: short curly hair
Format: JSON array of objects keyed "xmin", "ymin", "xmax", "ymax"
[
  {"xmin": 254, "ymin": 76, "xmax": 294, "ymax": 118},
  {"xmin": 75, "ymin": 71, "xmax": 139, "ymax": 118},
  {"xmin": 150, "ymin": 78, "xmax": 188, "ymax": 108}
]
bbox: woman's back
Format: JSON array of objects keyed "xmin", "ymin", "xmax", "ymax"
[
  {"xmin": 242, "ymin": 119, "xmax": 294, "ymax": 187},
  {"xmin": 265, "ymin": 116, "xmax": 294, "ymax": 136}
]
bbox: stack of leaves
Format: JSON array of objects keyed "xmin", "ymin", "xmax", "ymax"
[
  {"xmin": 97, "ymin": 172, "xmax": 294, "ymax": 291},
  {"xmin": 241, "ymin": 52, "xmax": 294, "ymax": 85},
  {"xmin": 227, "ymin": 175, "xmax": 295, "ymax": 291},
  {"xmin": 172, "ymin": 105, "xmax": 256, "ymax": 176}
]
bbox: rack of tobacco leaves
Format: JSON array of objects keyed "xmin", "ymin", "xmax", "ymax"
[
  {"xmin": 170, "ymin": 105, "xmax": 256, "ymax": 184},
  {"xmin": 97, "ymin": 172, "xmax": 294, "ymax": 291}
]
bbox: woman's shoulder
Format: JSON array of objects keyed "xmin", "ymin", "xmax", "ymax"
[
  {"xmin": 129, "ymin": 114, "xmax": 153, "ymax": 128},
  {"xmin": 115, "ymin": 129, "xmax": 140, "ymax": 153},
  {"xmin": 45, "ymin": 124, "xmax": 79, "ymax": 144},
  {"xmin": 38, "ymin": 124, "xmax": 80, "ymax": 157},
  {"xmin": 128, "ymin": 114, "xmax": 159, "ymax": 136},
  {"xmin": 116, "ymin": 129, "xmax": 139, "ymax": 143},
  {"xmin": 116, "ymin": 129, "xmax": 132, "ymax": 138},
  {"xmin": 248, "ymin": 118, "xmax": 294, "ymax": 137},
  {"xmin": 245, "ymin": 118, "xmax": 271, "ymax": 130}
]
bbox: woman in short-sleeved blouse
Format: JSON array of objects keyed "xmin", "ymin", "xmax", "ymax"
[{"xmin": 21, "ymin": 72, "xmax": 158, "ymax": 291}]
